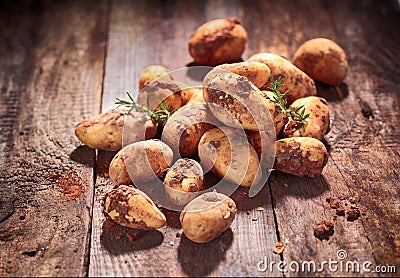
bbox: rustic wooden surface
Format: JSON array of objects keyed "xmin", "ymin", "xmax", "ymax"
[{"xmin": 0, "ymin": 0, "xmax": 399, "ymax": 277}]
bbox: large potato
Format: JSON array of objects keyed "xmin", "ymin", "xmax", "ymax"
[
  {"xmin": 75, "ymin": 109, "xmax": 156, "ymax": 151},
  {"xmin": 198, "ymin": 127, "xmax": 261, "ymax": 186},
  {"xmin": 293, "ymin": 38, "xmax": 348, "ymax": 85},
  {"xmin": 109, "ymin": 139, "xmax": 173, "ymax": 185},
  {"xmin": 164, "ymin": 158, "xmax": 204, "ymax": 206},
  {"xmin": 215, "ymin": 61, "xmax": 271, "ymax": 89},
  {"xmin": 139, "ymin": 65, "xmax": 173, "ymax": 91},
  {"xmin": 162, "ymin": 103, "xmax": 216, "ymax": 157},
  {"xmin": 274, "ymin": 137, "xmax": 328, "ymax": 177},
  {"xmin": 283, "ymin": 96, "xmax": 330, "ymax": 140},
  {"xmin": 247, "ymin": 53, "xmax": 317, "ymax": 104},
  {"xmin": 189, "ymin": 17, "xmax": 247, "ymax": 66},
  {"xmin": 104, "ymin": 185, "xmax": 166, "ymax": 229},
  {"xmin": 203, "ymin": 69, "xmax": 287, "ymax": 133},
  {"xmin": 180, "ymin": 191, "xmax": 237, "ymax": 243}
]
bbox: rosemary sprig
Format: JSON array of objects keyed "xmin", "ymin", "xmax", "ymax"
[
  {"xmin": 115, "ymin": 92, "xmax": 177, "ymax": 126},
  {"xmin": 269, "ymin": 76, "xmax": 310, "ymax": 131}
]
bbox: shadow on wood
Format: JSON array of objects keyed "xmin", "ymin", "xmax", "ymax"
[
  {"xmin": 231, "ymin": 183, "xmax": 271, "ymax": 211},
  {"xmin": 96, "ymin": 150, "xmax": 118, "ymax": 177},
  {"xmin": 178, "ymin": 228, "xmax": 233, "ymax": 276},
  {"xmin": 100, "ymin": 219, "xmax": 164, "ymax": 255},
  {"xmin": 69, "ymin": 145, "xmax": 95, "ymax": 167},
  {"xmin": 316, "ymin": 82, "xmax": 349, "ymax": 102}
]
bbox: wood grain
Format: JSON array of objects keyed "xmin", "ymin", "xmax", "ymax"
[{"xmin": 0, "ymin": 0, "xmax": 107, "ymax": 276}]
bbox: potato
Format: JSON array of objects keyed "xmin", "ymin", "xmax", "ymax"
[
  {"xmin": 139, "ymin": 65, "xmax": 173, "ymax": 91},
  {"xmin": 189, "ymin": 17, "xmax": 247, "ymax": 66},
  {"xmin": 293, "ymin": 38, "xmax": 348, "ymax": 85},
  {"xmin": 247, "ymin": 53, "xmax": 317, "ymax": 104},
  {"xmin": 104, "ymin": 185, "xmax": 166, "ymax": 229},
  {"xmin": 109, "ymin": 139, "xmax": 173, "ymax": 185},
  {"xmin": 203, "ymin": 69, "xmax": 287, "ymax": 133},
  {"xmin": 215, "ymin": 61, "xmax": 271, "ymax": 89},
  {"xmin": 162, "ymin": 103, "xmax": 216, "ymax": 157},
  {"xmin": 187, "ymin": 87, "xmax": 206, "ymax": 104},
  {"xmin": 246, "ymin": 130, "xmax": 276, "ymax": 169},
  {"xmin": 283, "ymin": 96, "xmax": 330, "ymax": 140},
  {"xmin": 274, "ymin": 137, "xmax": 328, "ymax": 177},
  {"xmin": 198, "ymin": 127, "xmax": 261, "ymax": 186},
  {"xmin": 137, "ymin": 79, "xmax": 186, "ymax": 111},
  {"xmin": 75, "ymin": 109, "xmax": 156, "ymax": 151},
  {"xmin": 180, "ymin": 191, "xmax": 237, "ymax": 243},
  {"xmin": 164, "ymin": 158, "xmax": 204, "ymax": 206}
]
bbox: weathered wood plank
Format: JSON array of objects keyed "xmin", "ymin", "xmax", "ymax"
[
  {"xmin": 89, "ymin": 0, "xmax": 281, "ymax": 276},
  {"xmin": 241, "ymin": 0, "xmax": 400, "ymax": 276},
  {"xmin": 0, "ymin": 0, "xmax": 107, "ymax": 276}
]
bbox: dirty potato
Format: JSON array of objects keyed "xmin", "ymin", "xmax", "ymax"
[
  {"xmin": 293, "ymin": 38, "xmax": 348, "ymax": 85},
  {"xmin": 164, "ymin": 158, "xmax": 204, "ymax": 206},
  {"xmin": 109, "ymin": 139, "xmax": 173, "ymax": 185},
  {"xmin": 189, "ymin": 17, "xmax": 247, "ymax": 66},
  {"xmin": 198, "ymin": 127, "xmax": 261, "ymax": 186},
  {"xmin": 75, "ymin": 109, "xmax": 156, "ymax": 151},
  {"xmin": 246, "ymin": 130, "xmax": 276, "ymax": 169},
  {"xmin": 180, "ymin": 191, "xmax": 237, "ymax": 243},
  {"xmin": 139, "ymin": 65, "xmax": 173, "ymax": 91},
  {"xmin": 104, "ymin": 185, "xmax": 166, "ymax": 229},
  {"xmin": 274, "ymin": 137, "xmax": 328, "ymax": 177},
  {"xmin": 247, "ymin": 52, "xmax": 317, "ymax": 104},
  {"xmin": 283, "ymin": 96, "xmax": 330, "ymax": 140}
]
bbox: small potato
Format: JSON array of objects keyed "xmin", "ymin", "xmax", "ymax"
[
  {"xmin": 104, "ymin": 185, "xmax": 166, "ymax": 229},
  {"xmin": 75, "ymin": 109, "xmax": 156, "ymax": 151},
  {"xmin": 162, "ymin": 103, "xmax": 216, "ymax": 157},
  {"xmin": 198, "ymin": 127, "xmax": 261, "ymax": 186},
  {"xmin": 247, "ymin": 53, "xmax": 317, "ymax": 104},
  {"xmin": 204, "ymin": 69, "xmax": 287, "ymax": 133},
  {"xmin": 137, "ymin": 79, "xmax": 186, "ymax": 111},
  {"xmin": 139, "ymin": 65, "xmax": 173, "ymax": 91},
  {"xmin": 215, "ymin": 61, "xmax": 271, "ymax": 89},
  {"xmin": 187, "ymin": 87, "xmax": 206, "ymax": 104},
  {"xmin": 274, "ymin": 137, "xmax": 328, "ymax": 177},
  {"xmin": 189, "ymin": 17, "xmax": 247, "ymax": 66},
  {"xmin": 283, "ymin": 96, "xmax": 330, "ymax": 140},
  {"xmin": 180, "ymin": 191, "xmax": 237, "ymax": 243},
  {"xmin": 109, "ymin": 139, "xmax": 173, "ymax": 185},
  {"xmin": 293, "ymin": 38, "xmax": 348, "ymax": 85},
  {"xmin": 164, "ymin": 158, "xmax": 204, "ymax": 206}
]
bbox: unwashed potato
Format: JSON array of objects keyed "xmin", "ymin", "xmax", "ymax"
[
  {"xmin": 139, "ymin": 65, "xmax": 173, "ymax": 91},
  {"xmin": 274, "ymin": 137, "xmax": 328, "ymax": 177},
  {"xmin": 215, "ymin": 61, "xmax": 271, "ymax": 89},
  {"xmin": 104, "ymin": 185, "xmax": 166, "ymax": 229},
  {"xmin": 180, "ymin": 191, "xmax": 237, "ymax": 243},
  {"xmin": 75, "ymin": 109, "xmax": 157, "ymax": 151},
  {"xmin": 164, "ymin": 158, "xmax": 204, "ymax": 206},
  {"xmin": 247, "ymin": 53, "xmax": 317, "ymax": 104},
  {"xmin": 198, "ymin": 126, "xmax": 261, "ymax": 186},
  {"xmin": 283, "ymin": 96, "xmax": 330, "ymax": 140},
  {"xmin": 189, "ymin": 17, "xmax": 247, "ymax": 66},
  {"xmin": 187, "ymin": 87, "xmax": 206, "ymax": 104},
  {"xmin": 293, "ymin": 38, "xmax": 348, "ymax": 85},
  {"xmin": 203, "ymin": 69, "xmax": 287, "ymax": 133},
  {"xmin": 246, "ymin": 130, "xmax": 276, "ymax": 169},
  {"xmin": 109, "ymin": 139, "xmax": 173, "ymax": 185},
  {"xmin": 162, "ymin": 102, "xmax": 216, "ymax": 157}
]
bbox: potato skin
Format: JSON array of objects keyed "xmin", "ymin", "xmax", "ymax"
[
  {"xmin": 293, "ymin": 38, "xmax": 348, "ymax": 85},
  {"xmin": 180, "ymin": 191, "xmax": 237, "ymax": 243},
  {"xmin": 109, "ymin": 139, "xmax": 173, "ymax": 185},
  {"xmin": 162, "ymin": 103, "xmax": 215, "ymax": 157},
  {"xmin": 198, "ymin": 127, "xmax": 261, "ymax": 186},
  {"xmin": 187, "ymin": 88, "xmax": 206, "ymax": 104},
  {"xmin": 283, "ymin": 96, "xmax": 330, "ymax": 140},
  {"xmin": 75, "ymin": 109, "xmax": 156, "ymax": 151},
  {"xmin": 215, "ymin": 61, "xmax": 271, "ymax": 89},
  {"xmin": 274, "ymin": 137, "xmax": 328, "ymax": 177},
  {"xmin": 247, "ymin": 53, "xmax": 317, "ymax": 104},
  {"xmin": 164, "ymin": 158, "xmax": 204, "ymax": 206},
  {"xmin": 139, "ymin": 65, "xmax": 173, "ymax": 91},
  {"xmin": 104, "ymin": 185, "xmax": 166, "ymax": 229},
  {"xmin": 246, "ymin": 130, "xmax": 276, "ymax": 169},
  {"xmin": 189, "ymin": 17, "xmax": 247, "ymax": 66}
]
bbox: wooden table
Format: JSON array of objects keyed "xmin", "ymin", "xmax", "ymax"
[{"xmin": 0, "ymin": 0, "xmax": 399, "ymax": 276}]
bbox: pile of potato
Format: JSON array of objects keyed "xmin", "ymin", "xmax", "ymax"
[{"xmin": 75, "ymin": 17, "xmax": 347, "ymax": 244}]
